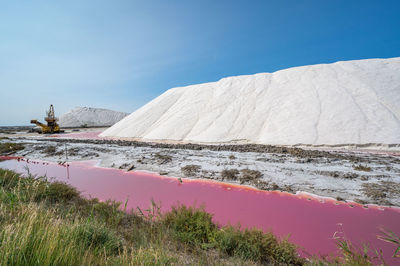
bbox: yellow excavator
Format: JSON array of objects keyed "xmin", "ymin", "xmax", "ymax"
[{"xmin": 31, "ymin": 104, "xmax": 63, "ymax": 134}]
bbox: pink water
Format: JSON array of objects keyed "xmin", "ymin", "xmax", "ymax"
[{"xmin": 1, "ymin": 157, "xmax": 399, "ymax": 264}]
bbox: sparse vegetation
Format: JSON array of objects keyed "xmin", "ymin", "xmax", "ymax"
[
  {"xmin": 315, "ymin": 170, "xmax": 359, "ymax": 179},
  {"xmin": 66, "ymin": 147, "xmax": 80, "ymax": 156},
  {"xmin": 44, "ymin": 145, "xmax": 56, "ymax": 153},
  {"xmin": 240, "ymin": 168, "xmax": 262, "ymax": 182},
  {"xmin": 154, "ymin": 152, "xmax": 172, "ymax": 164},
  {"xmin": 221, "ymin": 168, "xmax": 265, "ymax": 185},
  {"xmin": 353, "ymin": 164, "xmax": 372, "ymax": 172},
  {"xmin": 0, "ymin": 142, "xmax": 24, "ymax": 155},
  {"xmin": 362, "ymin": 181, "xmax": 400, "ymax": 204},
  {"xmin": 42, "ymin": 145, "xmax": 64, "ymax": 156},
  {"xmin": 181, "ymin": 164, "xmax": 201, "ymax": 176},
  {"xmin": 221, "ymin": 168, "xmax": 240, "ymax": 180}
]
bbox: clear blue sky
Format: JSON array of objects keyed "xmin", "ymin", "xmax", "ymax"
[{"xmin": 1, "ymin": 0, "xmax": 399, "ymax": 126}]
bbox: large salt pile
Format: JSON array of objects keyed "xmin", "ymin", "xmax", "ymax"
[
  {"xmin": 101, "ymin": 58, "xmax": 400, "ymax": 146},
  {"xmin": 59, "ymin": 107, "xmax": 128, "ymax": 127}
]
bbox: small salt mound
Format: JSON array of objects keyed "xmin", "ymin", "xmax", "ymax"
[
  {"xmin": 100, "ymin": 57, "xmax": 400, "ymax": 146},
  {"xmin": 59, "ymin": 107, "xmax": 128, "ymax": 127}
]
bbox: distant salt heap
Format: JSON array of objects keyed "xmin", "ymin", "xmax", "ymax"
[
  {"xmin": 101, "ymin": 58, "xmax": 400, "ymax": 146},
  {"xmin": 59, "ymin": 107, "xmax": 128, "ymax": 127}
]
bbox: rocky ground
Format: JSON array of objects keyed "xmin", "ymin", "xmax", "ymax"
[{"xmin": 1, "ymin": 131, "xmax": 399, "ymax": 207}]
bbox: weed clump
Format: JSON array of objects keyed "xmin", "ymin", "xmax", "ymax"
[
  {"xmin": 162, "ymin": 205, "xmax": 217, "ymax": 246},
  {"xmin": 42, "ymin": 145, "xmax": 64, "ymax": 156},
  {"xmin": 34, "ymin": 181, "xmax": 80, "ymax": 203},
  {"xmin": 362, "ymin": 181, "xmax": 400, "ymax": 204},
  {"xmin": 240, "ymin": 169, "xmax": 262, "ymax": 182},
  {"xmin": 216, "ymin": 226, "xmax": 303, "ymax": 265},
  {"xmin": 353, "ymin": 164, "xmax": 372, "ymax": 172},
  {"xmin": 221, "ymin": 169, "xmax": 239, "ymax": 180},
  {"xmin": 181, "ymin": 165, "xmax": 201, "ymax": 177},
  {"xmin": 0, "ymin": 142, "xmax": 24, "ymax": 155},
  {"xmin": 315, "ymin": 170, "xmax": 359, "ymax": 179},
  {"xmin": 154, "ymin": 152, "xmax": 172, "ymax": 164},
  {"xmin": 44, "ymin": 146, "xmax": 57, "ymax": 153}
]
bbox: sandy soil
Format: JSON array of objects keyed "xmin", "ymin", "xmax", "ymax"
[{"xmin": 1, "ymin": 129, "xmax": 399, "ymax": 207}]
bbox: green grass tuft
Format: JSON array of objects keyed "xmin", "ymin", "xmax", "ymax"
[
  {"xmin": 162, "ymin": 205, "xmax": 217, "ymax": 247},
  {"xmin": 216, "ymin": 226, "xmax": 303, "ymax": 265},
  {"xmin": 34, "ymin": 181, "xmax": 80, "ymax": 203},
  {"xmin": 71, "ymin": 221, "xmax": 123, "ymax": 255}
]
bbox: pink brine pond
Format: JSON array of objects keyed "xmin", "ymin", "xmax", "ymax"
[{"xmin": 0, "ymin": 157, "xmax": 399, "ymax": 264}]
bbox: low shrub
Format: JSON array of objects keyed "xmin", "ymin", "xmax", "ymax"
[
  {"xmin": 0, "ymin": 142, "xmax": 24, "ymax": 155},
  {"xmin": 362, "ymin": 181, "xmax": 400, "ymax": 203},
  {"xmin": 240, "ymin": 169, "xmax": 262, "ymax": 182},
  {"xmin": 221, "ymin": 169, "xmax": 239, "ymax": 180},
  {"xmin": 181, "ymin": 165, "xmax": 201, "ymax": 177},
  {"xmin": 90, "ymin": 200, "xmax": 125, "ymax": 226},
  {"xmin": 216, "ymin": 226, "xmax": 303, "ymax": 265},
  {"xmin": 162, "ymin": 205, "xmax": 217, "ymax": 246},
  {"xmin": 154, "ymin": 152, "xmax": 172, "ymax": 164},
  {"xmin": 34, "ymin": 181, "xmax": 80, "ymax": 203},
  {"xmin": 42, "ymin": 145, "xmax": 64, "ymax": 156}
]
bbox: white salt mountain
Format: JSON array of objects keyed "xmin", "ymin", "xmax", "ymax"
[
  {"xmin": 59, "ymin": 107, "xmax": 129, "ymax": 127},
  {"xmin": 101, "ymin": 58, "xmax": 400, "ymax": 146}
]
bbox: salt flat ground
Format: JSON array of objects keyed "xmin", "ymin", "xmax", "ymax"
[{"xmin": 3, "ymin": 131, "xmax": 400, "ymax": 207}]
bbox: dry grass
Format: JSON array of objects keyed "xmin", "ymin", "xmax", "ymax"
[
  {"xmin": 362, "ymin": 181, "xmax": 400, "ymax": 204},
  {"xmin": 240, "ymin": 168, "xmax": 262, "ymax": 182},
  {"xmin": 221, "ymin": 169, "xmax": 240, "ymax": 180},
  {"xmin": 353, "ymin": 164, "xmax": 372, "ymax": 172},
  {"xmin": 181, "ymin": 164, "xmax": 201, "ymax": 177},
  {"xmin": 154, "ymin": 152, "xmax": 172, "ymax": 164}
]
